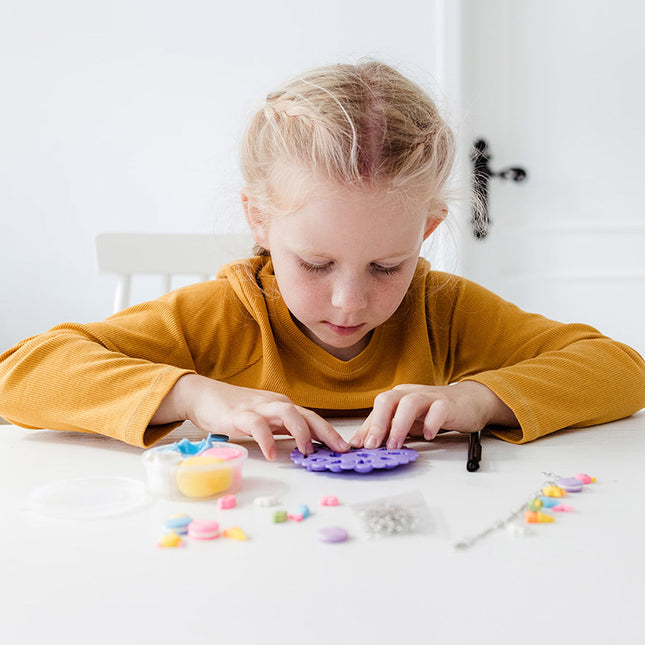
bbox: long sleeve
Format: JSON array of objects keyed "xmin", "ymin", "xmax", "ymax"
[{"xmin": 432, "ymin": 274, "xmax": 645, "ymax": 442}]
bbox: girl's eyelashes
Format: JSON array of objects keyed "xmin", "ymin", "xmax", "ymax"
[
  {"xmin": 370, "ymin": 263, "xmax": 402, "ymax": 276},
  {"xmin": 298, "ymin": 258, "xmax": 403, "ymax": 276},
  {"xmin": 299, "ymin": 259, "xmax": 332, "ymax": 273}
]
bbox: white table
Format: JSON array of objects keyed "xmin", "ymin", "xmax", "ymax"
[{"xmin": 1, "ymin": 413, "xmax": 644, "ymax": 645}]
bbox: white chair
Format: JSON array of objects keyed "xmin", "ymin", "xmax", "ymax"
[{"xmin": 96, "ymin": 232, "xmax": 255, "ymax": 313}]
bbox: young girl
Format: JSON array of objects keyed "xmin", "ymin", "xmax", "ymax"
[{"xmin": 1, "ymin": 61, "xmax": 643, "ymax": 460}]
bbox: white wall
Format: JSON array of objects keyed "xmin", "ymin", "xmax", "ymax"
[{"xmin": 0, "ymin": 0, "xmax": 450, "ymax": 350}]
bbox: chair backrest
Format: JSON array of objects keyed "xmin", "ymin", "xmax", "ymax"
[{"xmin": 96, "ymin": 232, "xmax": 255, "ymax": 313}]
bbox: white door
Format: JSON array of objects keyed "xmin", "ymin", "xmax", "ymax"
[{"xmin": 456, "ymin": 0, "xmax": 645, "ymax": 356}]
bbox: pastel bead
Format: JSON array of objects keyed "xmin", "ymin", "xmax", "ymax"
[
  {"xmin": 542, "ymin": 485, "xmax": 567, "ymax": 498},
  {"xmin": 319, "ymin": 495, "xmax": 339, "ymax": 506},
  {"xmin": 575, "ymin": 473, "xmax": 595, "ymax": 484},
  {"xmin": 506, "ymin": 523, "xmax": 531, "ymax": 537},
  {"xmin": 296, "ymin": 504, "xmax": 311, "ymax": 519},
  {"xmin": 288, "ymin": 513, "xmax": 304, "ymax": 522},
  {"xmin": 187, "ymin": 519, "xmax": 220, "ymax": 540},
  {"xmin": 524, "ymin": 510, "xmax": 555, "ymax": 524},
  {"xmin": 254, "ymin": 496, "xmax": 279, "ymax": 507},
  {"xmin": 176, "ymin": 456, "xmax": 233, "ymax": 498},
  {"xmin": 317, "ymin": 526, "xmax": 348, "ymax": 543},
  {"xmin": 552, "ymin": 504, "xmax": 574, "ymax": 512},
  {"xmin": 528, "ymin": 498, "xmax": 542, "ymax": 511},
  {"xmin": 538, "ymin": 496, "xmax": 559, "ymax": 508},
  {"xmin": 223, "ymin": 526, "xmax": 248, "ymax": 540},
  {"xmin": 272, "ymin": 510, "xmax": 288, "ymax": 523},
  {"xmin": 163, "ymin": 514, "xmax": 192, "ymax": 535},
  {"xmin": 557, "ymin": 477, "xmax": 584, "ymax": 493},
  {"xmin": 217, "ymin": 494, "xmax": 237, "ymax": 509},
  {"xmin": 157, "ymin": 531, "xmax": 184, "ymax": 548}
]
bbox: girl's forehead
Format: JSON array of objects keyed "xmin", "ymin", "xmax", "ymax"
[{"xmin": 268, "ymin": 161, "xmax": 417, "ymax": 213}]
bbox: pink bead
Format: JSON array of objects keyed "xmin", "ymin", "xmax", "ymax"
[
  {"xmin": 217, "ymin": 494, "xmax": 237, "ymax": 509},
  {"xmin": 552, "ymin": 504, "xmax": 574, "ymax": 512},
  {"xmin": 288, "ymin": 513, "xmax": 304, "ymax": 522},
  {"xmin": 319, "ymin": 495, "xmax": 339, "ymax": 506},
  {"xmin": 574, "ymin": 473, "xmax": 594, "ymax": 484}
]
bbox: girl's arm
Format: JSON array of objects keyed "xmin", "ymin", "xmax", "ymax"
[
  {"xmin": 352, "ymin": 271, "xmax": 645, "ymax": 448},
  {"xmin": 152, "ymin": 373, "xmax": 349, "ymax": 460}
]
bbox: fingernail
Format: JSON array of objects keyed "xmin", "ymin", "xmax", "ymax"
[
  {"xmin": 268, "ymin": 446, "xmax": 278, "ymax": 461},
  {"xmin": 386, "ymin": 437, "xmax": 400, "ymax": 450},
  {"xmin": 365, "ymin": 435, "xmax": 378, "ymax": 449},
  {"xmin": 349, "ymin": 435, "xmax": 362, "ymax": 448},
  {"xmin": 304, "ymin": 441, "xmax": 314, "ymax": 455}
]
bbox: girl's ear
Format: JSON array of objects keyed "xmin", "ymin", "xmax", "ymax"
[
  {"xmin": 241, "ymin": 191, "xmax": 270, "ymax": 250},
  {"xmin": 423, "ymin": 213, "xmax": 444, "ymax": 240}
]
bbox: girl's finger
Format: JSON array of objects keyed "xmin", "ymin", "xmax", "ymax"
[
  {"xmin": 423, "ymin": 399, "xmax": 450, "ymax": 440},
  {"xmin": 269, "ymin": 403, "xmax": 316, "ymax": 456},
  {"xmin": 234, "ymin": 411, "xmax": 278, "ymax": 461},
  {"xmin": 299, "ymin": 407, "xmax": 350, "ymax": 453},
  {"xmin": 349, "ymin": 412, "xmax": 373, "ymax": 448},
  {"xmin": 361, "ymin": 390, "xmax": 401, "ymax": 449},
  {"xmin": 387, "ymin": 393, "xmax": 432, "ymax": 449}
]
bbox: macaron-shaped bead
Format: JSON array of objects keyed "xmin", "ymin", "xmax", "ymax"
[
  {"xmin": 187, "ymin": 519, "xmax": 220, "ymax": 540},
  {"xmin": 317, "ymin": 526, "xmax": 348, "ymax": 543},
  {"xmin": 272, "ymin": 510, "xmax": 288, "ymax": 523},
  {"xmin": 575, "ymin": 473, "xmax": 596, "ymax": 484},
  {"xmin": 163, "ymin": 514, "xmax": 192, "ymax": 535},
  {"xmin": 552, "ymin": 504, "xmax": 574, "ymax": 512},
  {"xmin": 176, "ymin": 456, "xmax": 232, "ymax": 498},
  {"xmin": 319, "ymin": 495, "xmax": 339, "ymax": 506},
  {"xmin": 217, "ymin": 494, "xmax": 237, "ymax": 510},
  {"xmin": 557, "ymin": 477, "xmax": 584, "ymax": 493},
  {"xmin": 542, "ymin": 485, "xmax": 567, "ymax": 498},
  {"xmin": 157, "ymin": 531, "xmax": 184, "ymax": 548},
  {"xmin": 223, "ymin": 526, "xmax": 248, "ymax": 540}
]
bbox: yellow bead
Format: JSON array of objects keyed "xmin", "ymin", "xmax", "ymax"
[
  {"xmin": 158, "ymin": 531, "xmax": 183, "ymax": 548},
  {"xmin": 542, "ymin": 485, "xmax": 566, "ymax": 498},
  {"xmin": 176, "ymin": 456, "xmax": 233, "ymax": 498},
  {"xmin": 223, "ymin": 526, "xmax": 248, "ymax": 541}
]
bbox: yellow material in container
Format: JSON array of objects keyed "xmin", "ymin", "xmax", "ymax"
[{"xmin": 176, "ymin": 456, "xmax": 233, "ymax": 498}]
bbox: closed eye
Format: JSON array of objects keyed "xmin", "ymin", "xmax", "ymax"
[
  {"xmin": 370, "ymin": 263, "xmax": 402, "ymax": 276},
  {"xmin": 299, "ymin": 259, "xmax": 332, "ymax": 274}
]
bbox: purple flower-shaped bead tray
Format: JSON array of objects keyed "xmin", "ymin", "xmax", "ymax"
[{"xmin": 290, "ymin": 446, "xmax": 419, "ymax": 474}]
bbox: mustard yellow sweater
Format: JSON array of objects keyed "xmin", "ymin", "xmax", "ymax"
[{"xmin": 1, "ymin": 257, "xmax": 643, "ymax": 447}]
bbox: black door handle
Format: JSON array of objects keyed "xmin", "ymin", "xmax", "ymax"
[{"xmin": 471, "ymin": 139, "xmax": 527, "ymax": 239}]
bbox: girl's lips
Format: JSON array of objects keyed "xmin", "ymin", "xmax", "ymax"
[{"xmin": 324, "ymin": 322, "xmax": 366, "ymax": 336}]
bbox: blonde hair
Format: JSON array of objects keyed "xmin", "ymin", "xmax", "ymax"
[{"xmin": 241, "ymin": 60, "xmax": 455, "ymax": 235}]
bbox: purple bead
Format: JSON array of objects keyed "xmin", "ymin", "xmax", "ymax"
[
  {"xmin": 557, "ymin": 477, "xmax": 584, "ymax": 492},
  {"xmin": 317, "ymin": 526, "xmax": 348, "ymax": 543}
]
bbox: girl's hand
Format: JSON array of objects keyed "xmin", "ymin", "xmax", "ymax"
[
  {"xmin": 152, "ymin": 374, "xmax": 350, "ymax": 461},
  {"xmin": 349, "ymin": 381, "xmax": 517, "ymax": 450}
]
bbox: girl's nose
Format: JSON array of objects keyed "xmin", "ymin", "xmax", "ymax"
[{"xmin": 330, "ymin": 276, "xmax": 368, "ymax": 313}]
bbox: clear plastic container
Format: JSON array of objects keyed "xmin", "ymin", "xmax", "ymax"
[{"xmin": 142, "ymin": 442, "xmax": 248, "ymax": 500}]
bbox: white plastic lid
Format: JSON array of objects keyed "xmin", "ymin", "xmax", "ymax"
[{"xmin": 26, "ymin": 476, "xmax": 149, "ymax": 519}]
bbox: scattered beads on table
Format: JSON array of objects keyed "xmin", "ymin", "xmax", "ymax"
[
  {"xmin": 317, "ymin": 526, "xmax": 349, "ymax": 543},
  {"xmin": 272, "ymin": 510, "xmax": 288, "ymax": 523},
  {"xmin": 217, "ymin": 494, "xmax": 237, "ymax": 510}
]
